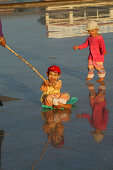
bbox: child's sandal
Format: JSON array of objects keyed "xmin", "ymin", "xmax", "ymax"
[{"xmin": 96, "ymin": 77, "xmax": 105, "ymax": 82}]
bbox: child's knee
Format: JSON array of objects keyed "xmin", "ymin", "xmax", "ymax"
[
  {"xmin": 45, "ymin": 95, "xmax": 53, "ymax": 106},
  {"xmin": 63, "ymin": 93, "xmax": 70, "ymax": 100}
]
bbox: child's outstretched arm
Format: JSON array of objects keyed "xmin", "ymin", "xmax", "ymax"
[
  {"xmin": 76, "ymin": 113, "xmax": 91, "ymax": 124},
  {"xmin": 73, "ymin": 46, "xmax": 79, "ymax": 50},
  {"xmin": 73, "ymin": 38, "xmax": 89, "ymax": 50}
]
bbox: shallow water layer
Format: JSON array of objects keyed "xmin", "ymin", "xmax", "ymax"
[
  {"xmin": 0, "ymin": 0, "xmax": 40, "ymax": 4},
  {"xmin": 0, "ymin": 1, "xmax": 113, "ymax": 170}
]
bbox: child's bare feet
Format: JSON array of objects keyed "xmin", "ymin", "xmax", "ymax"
[
  {"xmin": 62, "ymin": 104, "xmax": 72, "ymax": 109},
  {"xmin": 86, "ymin": 83, "xmax": 94, "ymax": 86},
  {"xmin": 86, "ymin": 78, "xmax": 93, "ymax": 81},
  {"xmin": 98, "ymin": 81, "xmax": 105, "ymax": 86},
  {"xmin": 54, "ymin": 102, "xmax": 72, "ymax": 109},
  {"xmin": 53, "ymin": 105, "xmax": 58, "ymax": 109},
  {"xmin": 96, "ymin": 77, "xmax": 105, "ymax": 82},
  {"xmin": 53, "ymin": 105, "xmax": 62, "ymax": 109}
]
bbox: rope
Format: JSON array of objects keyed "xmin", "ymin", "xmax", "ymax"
[{"xmin": 6, "ymin": 45, "xmax": 46, "ymax": 81}]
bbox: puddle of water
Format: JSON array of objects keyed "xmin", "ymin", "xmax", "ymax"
[
  {"xmin": 0, "ymin": 1, "xmax": 113, "ymax": 170},
  {"xmin": 1, "ymin": 1, "xmax": 113, "ymax": 37}
]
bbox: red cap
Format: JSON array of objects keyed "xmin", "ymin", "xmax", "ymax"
[{"xmin": 47, "ymin": 65, "xmax": 61, "ymax": 74}]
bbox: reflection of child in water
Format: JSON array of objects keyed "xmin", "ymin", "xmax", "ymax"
[
  {"xmin": 40, "ymin": 65, "xmax": 72, "ymax": 109},
  {"xmin": 76, "ymin": 82, "xmax": 109, "ymax": 143},
  {"xmin": 42, "ymin": 109, "xmax": 71, "ymax": 147}
]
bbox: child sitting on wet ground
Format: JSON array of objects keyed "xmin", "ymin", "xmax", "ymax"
[
  {"xmin": 73, "ymin": 21, "xmax": 107, "ymax": 82},
  {"xmin": 40, "ymin": 65, "xmax": 72, "ymax": 109}
]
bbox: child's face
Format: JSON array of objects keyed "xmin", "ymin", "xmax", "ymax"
[
  {"xmin": 88, "ymin": 29, "xmax": 98, "ymax": 36},
  {"xmin": 48, "ymin": 71, "xmax": 60, "ymax": 82}
]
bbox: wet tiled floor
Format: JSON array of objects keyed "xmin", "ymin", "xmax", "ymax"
[{"xmin": 0, "ymin": 1, "xmax": 113, "ymax": 170}]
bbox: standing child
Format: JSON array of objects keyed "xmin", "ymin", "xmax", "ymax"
[
  {"xmin": 40, "ymin": 65, "xmax": 72, "ymax": 109},
  {"xmin": 73, "ymin": 21, "xmax": 107, "ymax": 82}
]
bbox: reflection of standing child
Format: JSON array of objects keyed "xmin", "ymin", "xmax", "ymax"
[
  {"xmin": 73, "ymin": 21, "xmax": 107, "ymax": 82},
  {"xmin": 40, "ymin": 65, "xmax": 72, "ymax": 109},
  {"xmin": 76, "ymin": 83, "xmax": 109, "ymax": 143}
]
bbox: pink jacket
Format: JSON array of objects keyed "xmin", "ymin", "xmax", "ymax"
[
  {"xmin": 78, "ymin": 35, "xmax": 107, "ymax": 62},
  {"xmin": 80, "ymin": 100, "xmax": 109, "ymax": 130}
]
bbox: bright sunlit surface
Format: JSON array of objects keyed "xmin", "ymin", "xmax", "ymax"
[{"xmin": 0, "ymin": 1, "xmax": 113, "ymax": 170}]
